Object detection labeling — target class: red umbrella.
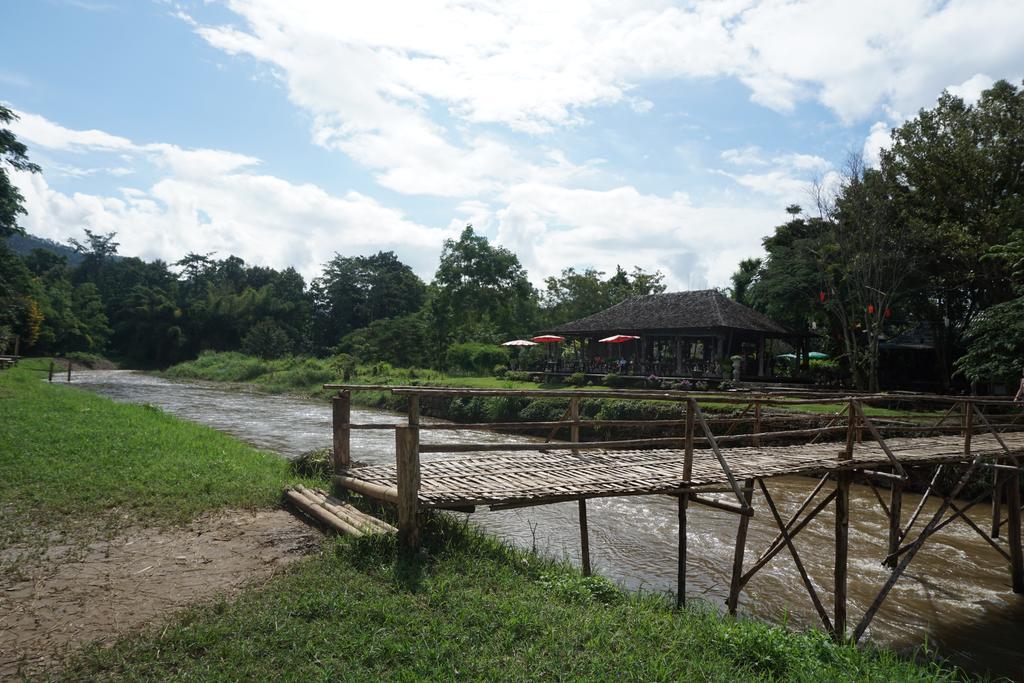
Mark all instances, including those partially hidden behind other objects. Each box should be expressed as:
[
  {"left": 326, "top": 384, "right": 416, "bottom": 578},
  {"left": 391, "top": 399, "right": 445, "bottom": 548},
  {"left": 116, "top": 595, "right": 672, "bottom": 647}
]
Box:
[
  {"left": 531, "top": 335, "right": 565, "bottom": 343},
  {"left": 599, "top": 334, "right": 640, "bottom": 343}
]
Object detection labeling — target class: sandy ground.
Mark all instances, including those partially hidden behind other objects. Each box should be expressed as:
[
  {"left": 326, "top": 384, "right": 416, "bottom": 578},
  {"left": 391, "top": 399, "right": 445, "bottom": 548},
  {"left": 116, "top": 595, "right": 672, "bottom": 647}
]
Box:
[{"left": 0, "top": 509, "right": 321, "bottom": 679}]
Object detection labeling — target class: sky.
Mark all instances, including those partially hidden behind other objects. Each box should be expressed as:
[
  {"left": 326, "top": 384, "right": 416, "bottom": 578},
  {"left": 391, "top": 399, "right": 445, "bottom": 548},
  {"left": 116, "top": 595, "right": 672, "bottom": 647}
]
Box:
[{"left": 3, "top": 0, "right": 1024, "bottom": 290}]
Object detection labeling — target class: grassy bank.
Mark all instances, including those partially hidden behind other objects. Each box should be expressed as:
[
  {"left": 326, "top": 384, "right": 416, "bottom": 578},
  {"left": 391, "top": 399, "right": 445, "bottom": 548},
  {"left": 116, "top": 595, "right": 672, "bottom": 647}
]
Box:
[
  {"left": 0, "top": 359, "right": 306, "bottom": 557},
  {"left": 64, "top": 514, "right": 956, "bottom": 682}
]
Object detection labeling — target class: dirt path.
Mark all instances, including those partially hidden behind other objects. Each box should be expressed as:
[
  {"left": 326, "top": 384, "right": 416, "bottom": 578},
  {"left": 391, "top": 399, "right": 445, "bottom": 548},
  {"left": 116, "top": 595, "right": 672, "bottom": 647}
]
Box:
[{"left": 0, "top": 509, "right": 320, "bottom": 678}]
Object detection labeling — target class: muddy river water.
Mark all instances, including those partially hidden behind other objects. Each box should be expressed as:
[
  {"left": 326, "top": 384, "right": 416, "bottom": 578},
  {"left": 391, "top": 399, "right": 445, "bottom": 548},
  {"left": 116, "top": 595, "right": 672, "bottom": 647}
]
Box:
[{"left": 68, "top": 370, "right": 1023, "bottom": 678}]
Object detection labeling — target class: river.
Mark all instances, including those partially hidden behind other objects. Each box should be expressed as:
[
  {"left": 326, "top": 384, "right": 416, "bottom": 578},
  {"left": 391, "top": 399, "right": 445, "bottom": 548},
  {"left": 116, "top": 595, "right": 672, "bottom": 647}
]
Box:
[{"left": 66, "top": 370, "right": 1023, "bottom": 678}]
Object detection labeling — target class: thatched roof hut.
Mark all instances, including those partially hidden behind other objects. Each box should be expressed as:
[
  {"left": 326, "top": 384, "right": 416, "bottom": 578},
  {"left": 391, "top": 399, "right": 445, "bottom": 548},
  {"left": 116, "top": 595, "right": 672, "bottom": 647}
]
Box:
[
  {"left": 545, "top": 290, "right": 794, "bottom": 379},
  {"left": 548, "top": 290, "right": 789, "bottom": 336}
]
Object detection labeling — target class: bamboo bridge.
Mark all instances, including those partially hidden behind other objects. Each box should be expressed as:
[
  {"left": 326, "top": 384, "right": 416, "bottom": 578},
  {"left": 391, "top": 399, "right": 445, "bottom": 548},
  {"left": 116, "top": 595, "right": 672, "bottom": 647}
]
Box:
[{"left": 324, "top": 384, "right": 1024, "bottom": 643}]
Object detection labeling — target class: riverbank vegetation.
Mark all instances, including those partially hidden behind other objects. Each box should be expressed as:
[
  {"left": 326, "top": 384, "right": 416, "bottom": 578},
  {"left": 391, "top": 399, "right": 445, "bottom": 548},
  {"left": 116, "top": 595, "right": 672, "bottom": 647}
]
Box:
[{"left": 5, "top": 82, "right": 1024, "bottom": 394}]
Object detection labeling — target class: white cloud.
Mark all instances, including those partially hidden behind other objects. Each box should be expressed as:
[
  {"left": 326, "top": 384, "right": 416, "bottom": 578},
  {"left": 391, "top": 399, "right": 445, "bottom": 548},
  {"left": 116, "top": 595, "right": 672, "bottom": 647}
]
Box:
[
  {"left": 12, "top": 113, "right": 451, "bottom": 280},
  {"left": 721, "top": 146, "right": 767, "bottom": 166},
  {"left": 948, "top": 73, "right": 996, "bottom": 105},
  {"left": 862, "top": 121, "right": 892, "bottom": 168}
]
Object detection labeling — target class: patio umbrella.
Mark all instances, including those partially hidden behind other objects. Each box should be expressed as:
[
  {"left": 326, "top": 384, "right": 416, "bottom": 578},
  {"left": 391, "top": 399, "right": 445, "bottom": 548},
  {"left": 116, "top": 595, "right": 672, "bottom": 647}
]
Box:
[
  {"left": 531, "top": 335, "right": 565, "bottom": 343},
  {"left": 598, "top": 334, "right": 640, "bottom": 343},
  {"left": 501, "top": 339, "right": 538, "bottom": 347},
  {"left": 808, "top": 351, "right": 830, "bottom": 360},
  {"left": 776, "top": 353, "right": 798, "bottom": 360}
]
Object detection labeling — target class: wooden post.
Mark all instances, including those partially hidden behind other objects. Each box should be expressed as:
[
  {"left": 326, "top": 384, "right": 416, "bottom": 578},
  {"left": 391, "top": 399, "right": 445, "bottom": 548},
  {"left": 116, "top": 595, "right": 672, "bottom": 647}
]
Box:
[
  {"left": 332, "top": 390, "right": 351, "bottom": 471},
  {"left": 408, "top": 394, "right": 420, "bottom": 428},
  {"left": 991, "top": 472, "right": 1003, "bottom": 539},
  {"left": 570, "top": 396, "right": 580, "bottom": 451},
  {"left": 835, "top": 399, "right": 854, "bottom": 640},
  {"left": 678, "top": 398, "right": 696, "bottom": 609},
  {"left": 1007, "top": 470, "right": 1023, "bottom": 593},
  {"left": 885, "top": 477, "right": 903, "bottom": 568},
  {"left": 48, "top": 360, "right": 54, "bottom": 383},
  {"left": 964, "top": 400, "right": 973, "bottom": 455},
  {"left": 13, "top": 334, "right": 19, "bottom": 357},
  {"left": 727, "top": 478, "right": 755, "bottom": 615},
  {"left": 67, "top": 361, "right": 72, "bottom": 382},
  {"left": 579, "top": 499, "right": 591, "bottom": 576},
  {"left": 753, "top": 400, "right": 762, "bottom": 448},
  {"left": 677, "top": 492, "right": 687, "bottom": 608},
  {"left": 395, "top": 425, "right": 421, "bottom": 554}
]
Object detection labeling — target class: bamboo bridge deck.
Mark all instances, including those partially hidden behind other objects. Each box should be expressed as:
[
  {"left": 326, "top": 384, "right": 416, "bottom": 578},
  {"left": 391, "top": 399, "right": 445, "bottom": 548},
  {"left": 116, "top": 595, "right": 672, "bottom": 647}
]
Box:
[
  {"left": 322, "top": 384, "right": 1024, "bottom": 643},
  {"left": 339, "top": 432, "right": 1024, "bottom": 509}
]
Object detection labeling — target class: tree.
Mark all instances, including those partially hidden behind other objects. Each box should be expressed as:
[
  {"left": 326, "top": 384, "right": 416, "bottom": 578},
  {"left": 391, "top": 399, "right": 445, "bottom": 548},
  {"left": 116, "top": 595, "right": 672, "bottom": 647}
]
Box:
[
  {"left": 541, "top": 265, "right": 666, "bottom": 326},
  {"left": 0, "top": 106, "right": 41, "bottom": 238},
  {"left": 312, "top": 251, "right": 425, "bottom": 350},
  {"left": 430, "top": 225, "right": 538, "bottom": 351},
  {"left": 878, "top": 79, "right": 1024, "bottom": 387},
  {"left": 729, "top": 258, "right": 762, "bottom": 306},
  {"left": 241, "top": 319, "right": 292, "bottom": 359}
]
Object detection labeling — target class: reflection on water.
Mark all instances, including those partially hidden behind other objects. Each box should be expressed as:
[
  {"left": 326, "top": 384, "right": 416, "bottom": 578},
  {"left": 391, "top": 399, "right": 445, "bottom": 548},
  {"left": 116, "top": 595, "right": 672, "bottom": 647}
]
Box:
[{"left": 66, "top": 370, "right": 1024, "bottom": 679}]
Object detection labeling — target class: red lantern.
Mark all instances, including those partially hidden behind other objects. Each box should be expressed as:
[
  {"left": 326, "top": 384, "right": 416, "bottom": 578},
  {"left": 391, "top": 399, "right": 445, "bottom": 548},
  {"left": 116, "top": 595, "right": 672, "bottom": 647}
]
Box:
[
  {"left": 819, "top": 291, "right": 826, "bottom": 303},
  {"left": 884, "top": 307, "right": 892, "bottom": 319},
  {"left": 867, "top": 304, "right": 875, "bottom": 314}
]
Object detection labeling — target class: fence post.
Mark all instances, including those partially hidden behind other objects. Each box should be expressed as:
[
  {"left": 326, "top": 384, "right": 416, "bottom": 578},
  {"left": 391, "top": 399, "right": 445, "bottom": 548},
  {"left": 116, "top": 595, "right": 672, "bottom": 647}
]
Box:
[
  {"left": 569, "top": 396, "right": 591, "bottom": 576},
  {"left": 395, "top": 425, "right": 421, "bottom": 554},
  {"left": 834, "top": 399, "right": 855, "bottom": 640},
  {"left": 991, "top": 472, "right": 1003, "bottom": 539},
  {"left": 678, "top": 397, "right": 696, "bottom": 609},
  {"left": 67, "top": 360, "right": 72, "bottom": 383},
  {"left": 964, "top": 400, "right": 973, "bottom": 456},
  {"left": 885, "top": 477, "right": 903, "bottom": 568},
  {"left": 48, "top": 361, "right": 54, "bottom": 383},
  {"left": 332, "top": 390, "right": 351, "bottom": 472},
  {"left": 753, "top": 399, "right": 762, "bottom": 447},
  {"left": 13, "top": 335, "right": 19, "bottom": 357}
]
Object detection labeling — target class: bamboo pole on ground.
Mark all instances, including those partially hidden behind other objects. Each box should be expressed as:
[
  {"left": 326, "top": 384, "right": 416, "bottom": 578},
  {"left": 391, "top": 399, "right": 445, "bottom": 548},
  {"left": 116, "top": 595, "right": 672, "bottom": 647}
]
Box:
[{"left": 395, "top": 425, "right": 421, "bottom": 553}]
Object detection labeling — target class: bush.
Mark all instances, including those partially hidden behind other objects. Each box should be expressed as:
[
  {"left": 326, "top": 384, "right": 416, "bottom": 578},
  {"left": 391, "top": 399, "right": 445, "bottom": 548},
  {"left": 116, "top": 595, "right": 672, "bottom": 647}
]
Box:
[
  {"left": 241, "top": 320, "right": 292, "bottom": 360},
  {"left": 446, "top": 342, "right": 510, "bottom": 374},
  {"left": 603, "top": 373, "right": 627, "bottom": 388},
  {"left": 328, "top": 353, "right": 357, "bottom": 381},
  {"left": 564, "top": 372, "right": 587, "bottom": 386},
  {"left": 519, "top": 398, "right": 570, "bottom": 422},
  {"left": 493, "top": 364, "right": 508, "bottom": 378},
  {"left": 505, "top": 370, "right": 531, "bottom": 382}
]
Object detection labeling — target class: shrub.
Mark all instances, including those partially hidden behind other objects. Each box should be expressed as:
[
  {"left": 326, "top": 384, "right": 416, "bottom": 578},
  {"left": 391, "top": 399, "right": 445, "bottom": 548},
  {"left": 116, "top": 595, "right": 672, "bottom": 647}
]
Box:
[
  {"left": 446, "top": 342, "right": 510, "bottom": 374},
  {"left": 519, "top": 398, "right": 570, "bottom": 422},
  {"left": 241, "top": 320, "right": 292, "bottom": 360},
  {"left": 328, "top": 353, "right": 357, "bottom": 381},
  {"left": 493, "top": 364, "right": 508, "bottom": 378},
  {"left": 603, "top": 373, "right": 627, "bottom": 388},
  {"left": 505, "top": 370, "right": 531, "bottom": 382},
  {"left": 564, "top": 372, "right": 587, "bottom": 386}
]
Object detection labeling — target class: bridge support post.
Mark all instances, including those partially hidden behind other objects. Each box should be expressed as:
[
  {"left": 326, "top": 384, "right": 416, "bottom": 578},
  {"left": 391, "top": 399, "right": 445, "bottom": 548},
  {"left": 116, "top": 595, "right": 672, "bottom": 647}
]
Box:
[
  {"left": 579, "top": 499, "right": 591, "bottom": 576},
  {"left": 885, "top": 477, "right": 903, "bottom": 568},
  {"left": 1007, "top": 470, "right": 1023, "bottom": 593},
  {"left": 677, "top": 493, "right": 687, "bottom": 608},
  {"left": 991, "top": 471, "right": 1003, "bottom": 539},
  {"left": 332, "top": 390, "right": 351, "bottom": 472},
  {"left": 727, "top": 478, "right": 755, "bottom": 615},
  {"left": 395, "top": 425, "right": 421, "bottom": 554}
]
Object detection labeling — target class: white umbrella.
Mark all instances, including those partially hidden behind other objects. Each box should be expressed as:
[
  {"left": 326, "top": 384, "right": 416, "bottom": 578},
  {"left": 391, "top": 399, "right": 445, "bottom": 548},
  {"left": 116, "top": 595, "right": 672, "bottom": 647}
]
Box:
[{"left": 501, "top": 339, "right": 538, "bottom": 347}]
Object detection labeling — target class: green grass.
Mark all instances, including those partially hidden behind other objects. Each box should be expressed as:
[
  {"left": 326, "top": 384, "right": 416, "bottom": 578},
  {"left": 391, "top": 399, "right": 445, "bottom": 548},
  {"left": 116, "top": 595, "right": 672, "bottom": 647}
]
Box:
[
  {"left": 63, "top": 514, "right": 957, "bottom": 682},
  {"left": 0, "top": 358, "right": 306, "bottom": 555}
]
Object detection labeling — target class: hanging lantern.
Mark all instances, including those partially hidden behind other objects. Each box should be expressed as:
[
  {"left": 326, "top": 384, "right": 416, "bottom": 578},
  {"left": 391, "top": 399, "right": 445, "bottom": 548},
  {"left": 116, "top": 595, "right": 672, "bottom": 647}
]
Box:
[
  {"left": 884, "top": 307, "right": 892, "bottom": 319},
  {"left": 819, "top": 291, "right": 826, "bottom": 303},
  {"left": 867, "top": 304, "right": 875, "bottom": 314}
]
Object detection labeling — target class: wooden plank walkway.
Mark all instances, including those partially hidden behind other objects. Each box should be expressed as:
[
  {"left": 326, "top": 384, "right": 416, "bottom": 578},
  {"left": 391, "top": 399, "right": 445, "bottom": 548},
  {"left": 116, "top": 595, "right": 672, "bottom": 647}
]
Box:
[{"left": 340, "top": 432, "right": 1024, "bottom": 509}]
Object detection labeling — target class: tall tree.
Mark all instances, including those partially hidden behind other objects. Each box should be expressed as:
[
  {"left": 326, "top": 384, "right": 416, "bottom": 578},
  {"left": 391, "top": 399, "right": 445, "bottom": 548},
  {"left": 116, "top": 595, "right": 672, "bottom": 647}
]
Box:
[
  {"left": 0, "top": 106, "right": 41, "bottom": 239},
  {"left": 430, "top": 225, "right": 537, "bottom": 350},
  {"left": 541, "top": 265, "right": 666, "bottom": 325}
]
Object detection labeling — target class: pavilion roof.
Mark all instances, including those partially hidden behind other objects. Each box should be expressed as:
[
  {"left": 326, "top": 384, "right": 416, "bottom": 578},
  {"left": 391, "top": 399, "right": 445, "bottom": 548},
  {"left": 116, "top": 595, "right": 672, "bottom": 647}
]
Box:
[{"left": 547, "top": 289, "right": 791, "bottom": 336}]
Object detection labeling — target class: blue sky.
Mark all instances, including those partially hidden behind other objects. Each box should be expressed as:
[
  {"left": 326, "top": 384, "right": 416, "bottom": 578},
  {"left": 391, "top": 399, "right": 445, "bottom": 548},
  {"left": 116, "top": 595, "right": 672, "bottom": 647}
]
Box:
[{"left": 4, "top": 0, "right": 1024, "bottom": 288}]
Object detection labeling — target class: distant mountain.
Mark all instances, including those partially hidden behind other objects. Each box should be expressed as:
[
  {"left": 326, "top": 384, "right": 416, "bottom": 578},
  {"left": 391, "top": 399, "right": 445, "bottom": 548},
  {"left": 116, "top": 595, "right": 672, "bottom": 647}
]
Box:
[{"left": 5, "top": 233, "right": 86, "bottom": 267}]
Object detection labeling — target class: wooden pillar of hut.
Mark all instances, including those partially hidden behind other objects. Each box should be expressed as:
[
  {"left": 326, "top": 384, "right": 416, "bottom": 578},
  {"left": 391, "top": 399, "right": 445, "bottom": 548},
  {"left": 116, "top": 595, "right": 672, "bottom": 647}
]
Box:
[
  {"left": 674, "top": 337, "right": 683, "bottom": 376},
  {"left": 757, "top": 335, "right": 766, "bottom": 378}
]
